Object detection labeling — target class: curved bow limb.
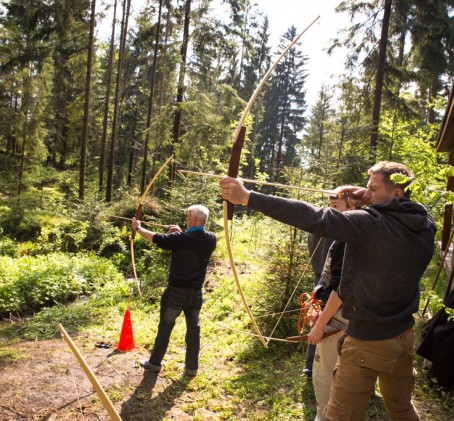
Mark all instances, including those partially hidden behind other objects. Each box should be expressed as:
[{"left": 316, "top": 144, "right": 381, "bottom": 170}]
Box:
[
  {"left": 229, "top": 15, "right": 320, "bottom": 145},
  {"left": 225, "top": 125, "right": 268, "bottom": 346},
  {"left": 223, "top": 201, "right": 268, "bottom": 348},
  {"left": 131, "top": 155, "right": 174, "bottom": 298}
]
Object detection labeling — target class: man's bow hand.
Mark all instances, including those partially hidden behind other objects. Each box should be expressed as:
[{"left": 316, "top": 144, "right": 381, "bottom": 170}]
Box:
[{"left": 220, "top": 177, "right": 251, "bottom": 206}]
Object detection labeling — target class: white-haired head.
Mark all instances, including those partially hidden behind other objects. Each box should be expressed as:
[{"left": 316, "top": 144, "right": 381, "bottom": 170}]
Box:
[{"left": 187, "top": 204, "right": 209, "bottom": 226}]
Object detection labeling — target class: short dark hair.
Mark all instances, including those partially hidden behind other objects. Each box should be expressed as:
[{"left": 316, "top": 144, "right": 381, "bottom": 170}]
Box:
[{"left": 368, "top": 161, "right": 414, "bottom": 198}]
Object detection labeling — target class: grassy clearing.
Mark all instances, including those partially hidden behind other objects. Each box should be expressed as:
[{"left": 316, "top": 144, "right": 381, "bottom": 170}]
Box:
[{"left": 1, "top": 214, "right": 453, "bottom": 419}]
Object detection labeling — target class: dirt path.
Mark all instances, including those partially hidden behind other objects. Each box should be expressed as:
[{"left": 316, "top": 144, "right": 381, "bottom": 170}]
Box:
[{"left": 0, "top": 336, "right": 204, "bottom": 420}]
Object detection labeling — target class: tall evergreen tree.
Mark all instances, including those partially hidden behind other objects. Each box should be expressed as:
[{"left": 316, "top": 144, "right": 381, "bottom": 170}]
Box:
[
  {"left": 50, "top": 0, "right": 92, "bottom": 170},
  {"left": 409, "top": 0, "right": 454, "bottom": 123},
  {"left": 256, "top": 26, "right": 307, "bottom": 182},
  {"left": 79, "top": 0, "right": 97, "bottom": 201},
  {"left": 99, "top": 0, "right": 118, "bottom": 195},
  {"left": 0, "top": 0, "right": 54, "bottom": 194},
  {"left": 302, "top": 86, "right": 333, "bottom": 169},
  {"left": 240, "top": 14, "right": 271, "bottom": 181},
  {"left": 106, "top": 0, "right": 131, "bottom": 202}
]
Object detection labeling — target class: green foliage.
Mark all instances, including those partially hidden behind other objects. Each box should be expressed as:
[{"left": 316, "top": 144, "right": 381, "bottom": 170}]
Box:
[
  {"left": 0, "top": 252, "right": 127, "bottom": 317},
  {"left": 0, "top": 228, "right": 17, "bottom": 257},
  {"left": 421, "top": 289, "right": 454, "bottom": 322},
  {"left": 0, "top": 209, "right": 452, "bottom": 418},
  {"left": 0, "top": 1, "right": 454, "bottom": 415}
]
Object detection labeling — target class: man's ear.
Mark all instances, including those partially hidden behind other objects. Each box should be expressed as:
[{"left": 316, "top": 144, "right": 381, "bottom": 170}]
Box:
[{"left": 394, "top": 188, "right": 404, "bottom": 197}]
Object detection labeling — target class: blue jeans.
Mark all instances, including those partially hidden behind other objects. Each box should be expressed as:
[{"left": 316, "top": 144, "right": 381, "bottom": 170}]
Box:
[{"left": 149, "top": 286, "right": 203, "bottom": 371}]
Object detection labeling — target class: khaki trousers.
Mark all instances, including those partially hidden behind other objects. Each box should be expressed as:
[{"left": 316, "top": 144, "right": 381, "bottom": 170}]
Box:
[
  {"left": 313, "top": 331, "right": 344, "bottom": 421},
  {"left": 325, "top": 332, "right": 420, "bottom": 421}
]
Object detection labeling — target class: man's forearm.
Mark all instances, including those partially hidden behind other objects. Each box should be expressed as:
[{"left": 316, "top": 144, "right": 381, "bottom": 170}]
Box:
[{"left": 315, "top": 291, "right": 343, "bottom": 329}]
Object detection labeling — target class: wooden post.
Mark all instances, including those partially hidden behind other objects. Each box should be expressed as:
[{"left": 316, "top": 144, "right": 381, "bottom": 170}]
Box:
[
  {"left": 57, "top": 324, "right": 122, "bottom": 421},
  {"left": 442, "top": 152, "right": 454, "bottom": 250},
  {"left": 442, "top": 204, "right": 453, "bottom": 250}
]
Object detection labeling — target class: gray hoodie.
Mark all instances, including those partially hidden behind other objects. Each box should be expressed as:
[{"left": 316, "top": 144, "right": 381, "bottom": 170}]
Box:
[{"left": 247, "top": 191, "right": 436, "bottom": 340}]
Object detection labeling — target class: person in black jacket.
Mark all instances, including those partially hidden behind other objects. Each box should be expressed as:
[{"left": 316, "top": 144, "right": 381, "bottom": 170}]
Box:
[
  {"left": 304, "top": 197, "right": 338, "bottom": 378},
  {"left": 220, "top": 161, "right": 436, "bottom": 420},
  {"left": 308, "top": 192, "right": 351, "bottom": 421},
  {"left": 132, "top": 205, "right": 216, "bottom": 377}
]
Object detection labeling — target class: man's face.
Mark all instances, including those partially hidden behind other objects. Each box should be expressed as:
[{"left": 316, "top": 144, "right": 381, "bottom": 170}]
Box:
[
  {"left": 329, "top": 197, "right": 349, "bottom": 212},
  {"left": 363, "top": 173, "right": 399, "bottom": 206}
]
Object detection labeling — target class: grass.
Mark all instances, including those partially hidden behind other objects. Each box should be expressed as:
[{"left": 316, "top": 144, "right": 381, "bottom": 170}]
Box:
[{"left": 0, "top": 214, "right": 453, "bottom": 419}]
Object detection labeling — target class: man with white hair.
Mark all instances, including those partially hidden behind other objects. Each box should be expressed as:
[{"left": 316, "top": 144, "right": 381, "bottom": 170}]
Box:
[{"left": 132, "top": 204, "right": 216, "bottom": 377}]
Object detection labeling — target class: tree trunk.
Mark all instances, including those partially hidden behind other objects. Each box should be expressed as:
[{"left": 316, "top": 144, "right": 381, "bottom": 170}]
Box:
[
  {"left": 18, "top": 65, "right": 32, "bottom": 199},
  {"left": 388, "top": 11, "right": 407, "bottom": 161},
  {"left": 140, "top": 0, "right": 163, "bottom": 193},
  {"left": 317, "top": 89, "right": 326, "bottom": 160},
  {"left": 274, "top": 58, "right": 290, "bottom": 184},
  {"left": 151, "top": 1, "right": 171, "bottom": 180},
  {"left": 106, "top": 0, "right": 131, "bottom": 202},
  {"left": 99, "top": 0, "right": 117, "bottom": 195},
  {"left": 79, "top": 0, "right": 96, "bottom": 201},
  {"left": 369, "top": 0, "right": 392, "bottom": 159},
  {"left": 428, "top": 79, "right": 438, "bottom": 124},
  {"left": 337, "top": 123, "right": 345, "bottom": 169},
  {"left": 236, "top": 4, "right": 249, "bottom": 92},
  {"left": 18, "top": 122, "right": 27, "bottom": 198},
  {"left": 170, "top": 0, "right": 191, "bottom": 181}
]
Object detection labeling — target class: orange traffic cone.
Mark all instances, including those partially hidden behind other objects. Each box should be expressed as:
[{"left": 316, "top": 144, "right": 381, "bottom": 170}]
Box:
[{"left": 116, "top": 309, "right": 137, "bottom": 352}]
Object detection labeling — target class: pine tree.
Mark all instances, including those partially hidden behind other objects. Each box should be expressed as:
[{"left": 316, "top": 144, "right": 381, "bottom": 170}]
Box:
[{"left": 256, "top": 26, "right": 307, "bottom": 182}]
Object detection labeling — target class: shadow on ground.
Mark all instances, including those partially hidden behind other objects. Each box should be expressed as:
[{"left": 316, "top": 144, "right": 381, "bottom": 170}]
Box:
[{"left": 120, "top": 370, "right": 193, "bottom": 420}]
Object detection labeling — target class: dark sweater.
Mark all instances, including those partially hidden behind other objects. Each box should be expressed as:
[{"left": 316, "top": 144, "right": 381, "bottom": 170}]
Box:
[
  {"left": 153, "top": 229, "right": 216, "bottom": 289},
  {"left": 314, "top": 241, "right": 345, "bottom": 304},
  {"left": 248, "top": 191, "right": 436, "bottom": 340},
  {"left": 307, "top": 234, "right": 334, "bottom": 284}
]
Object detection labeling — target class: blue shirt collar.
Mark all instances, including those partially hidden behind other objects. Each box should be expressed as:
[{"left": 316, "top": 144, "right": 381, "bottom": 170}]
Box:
[{"left": 186, "top": 226, "right": 205, "bottom": 233}]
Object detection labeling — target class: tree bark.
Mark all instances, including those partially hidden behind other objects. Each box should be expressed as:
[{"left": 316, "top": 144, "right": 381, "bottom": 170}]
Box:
[
  {"left": 106, "top": 0, "right": 131, "bottom": 202},
  {"left": 140, "top": 0, "right": 163, "bottom": 193},
  {"left": 99, "top": 0, "right": 117, "bottom": 195},
  {"left": 79, "top": 0, "right": 96, "bottom": 201},
  {"left": 370, "top": 0, "right": 392, "bottom": 159},
  {"left": 170, "top": 0, "right": 191, "bottom": 181}
]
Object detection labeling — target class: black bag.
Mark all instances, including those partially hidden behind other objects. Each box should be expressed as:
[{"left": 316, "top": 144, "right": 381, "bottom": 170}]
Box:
[{"left": 417, "top": 289, "right": 454, "bottom": 389}]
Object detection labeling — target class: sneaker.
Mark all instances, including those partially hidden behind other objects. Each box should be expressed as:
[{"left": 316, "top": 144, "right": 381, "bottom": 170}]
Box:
[
  {"left": 140, "top": 359, "right": 161, "bottom": 372},
  {"left": 302, "top": 368, "right": 312, "bottom": 379},
  {"left": 184, "top": 367, "right": 197, "bottom": 377}
]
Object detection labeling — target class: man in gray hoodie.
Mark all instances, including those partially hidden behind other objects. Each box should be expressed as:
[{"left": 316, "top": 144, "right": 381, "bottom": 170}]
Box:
[{"left": 220, "top": 161, "right": 436, "bottom": 421}]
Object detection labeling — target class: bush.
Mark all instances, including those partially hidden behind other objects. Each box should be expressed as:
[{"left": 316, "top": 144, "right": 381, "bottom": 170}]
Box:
[
  {"left": 0, "top": 228, "right": 17, "bottom": 256},
  {"left": 0, "top": 252, "right": 126, "bottom": 317}
]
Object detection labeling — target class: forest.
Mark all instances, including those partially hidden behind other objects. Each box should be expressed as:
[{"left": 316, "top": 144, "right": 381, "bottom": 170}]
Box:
[{"left": 1, "top": 0, "right": 454, "bottom": 419}]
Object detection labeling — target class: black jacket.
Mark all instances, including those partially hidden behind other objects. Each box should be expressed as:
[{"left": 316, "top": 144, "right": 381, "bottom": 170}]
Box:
[
  {"left": 248, "top": 192, "right": 436, "bottom": 340},
  {"left": 153, "top": 229, "right": 216, "bottom": 289},
  {"left": 417, "top": 289, "right": 454, "bottom": 389}
]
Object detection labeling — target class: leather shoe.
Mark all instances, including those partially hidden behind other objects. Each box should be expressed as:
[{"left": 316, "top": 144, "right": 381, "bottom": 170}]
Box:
[
  {"left": 140, "top": 360, "right": 161, "bottom": 372},
  {"left": 184, "top": 367, "right": 197, "bottom": 377}
]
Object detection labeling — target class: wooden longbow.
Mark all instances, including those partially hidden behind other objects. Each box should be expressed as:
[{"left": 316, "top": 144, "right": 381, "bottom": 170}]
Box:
[
  {"left": 223, "top": 16, "right": 320, "bottom": 348},
  {"left": 130, "top": 155, "right": 173, "bottom": 297}
]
